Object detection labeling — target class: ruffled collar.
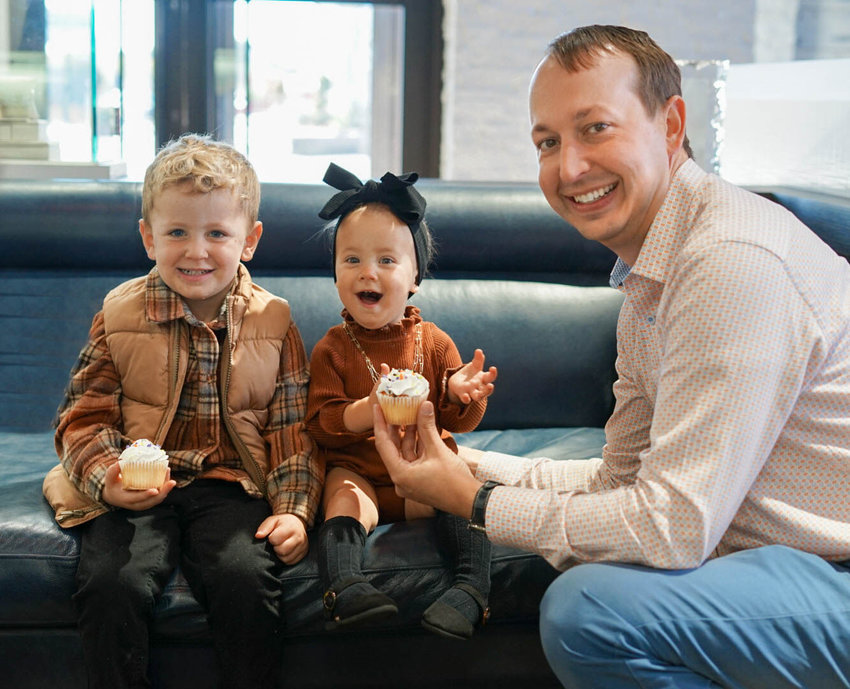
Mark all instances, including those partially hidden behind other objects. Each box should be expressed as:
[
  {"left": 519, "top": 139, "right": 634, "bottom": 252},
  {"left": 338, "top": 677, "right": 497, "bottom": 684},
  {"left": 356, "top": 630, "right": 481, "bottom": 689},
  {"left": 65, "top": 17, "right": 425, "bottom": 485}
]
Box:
[{"left": 341, "top": 304, "right": 422, "bottom": 340}]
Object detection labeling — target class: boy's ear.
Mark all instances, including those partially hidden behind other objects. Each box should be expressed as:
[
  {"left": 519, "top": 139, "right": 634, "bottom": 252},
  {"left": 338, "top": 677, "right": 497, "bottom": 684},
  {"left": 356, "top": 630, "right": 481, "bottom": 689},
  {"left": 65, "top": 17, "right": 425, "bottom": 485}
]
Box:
[
  {"left": 139, "top": 219, "right": 156, "bottom": 261},
  {"left": 241, "top": 221, "right": 263, "bottom": 262}
]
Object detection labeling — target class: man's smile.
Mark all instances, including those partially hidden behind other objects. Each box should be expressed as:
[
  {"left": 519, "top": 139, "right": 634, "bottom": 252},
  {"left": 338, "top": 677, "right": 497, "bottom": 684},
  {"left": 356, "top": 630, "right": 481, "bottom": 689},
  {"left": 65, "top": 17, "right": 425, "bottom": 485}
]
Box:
[{"left": 570, "top": 183, "right": 617, "bottom": 205}]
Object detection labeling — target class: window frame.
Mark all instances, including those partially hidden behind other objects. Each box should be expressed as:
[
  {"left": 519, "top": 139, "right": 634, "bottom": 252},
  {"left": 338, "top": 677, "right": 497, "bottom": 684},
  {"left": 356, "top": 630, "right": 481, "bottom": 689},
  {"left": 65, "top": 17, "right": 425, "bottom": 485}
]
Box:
[{"left": 153, "top": 0, "right": 443, "bottom": 176}]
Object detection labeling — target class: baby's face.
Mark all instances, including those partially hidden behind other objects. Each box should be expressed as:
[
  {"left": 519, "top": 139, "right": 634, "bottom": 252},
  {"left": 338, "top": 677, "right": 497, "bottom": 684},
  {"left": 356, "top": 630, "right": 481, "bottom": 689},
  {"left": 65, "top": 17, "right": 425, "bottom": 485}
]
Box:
[
  {"left": 334, "top": 204, "right": 418, "bottom": 330},
  {"left": 139, "top": 182, "right": 262, "bottom": 322}
]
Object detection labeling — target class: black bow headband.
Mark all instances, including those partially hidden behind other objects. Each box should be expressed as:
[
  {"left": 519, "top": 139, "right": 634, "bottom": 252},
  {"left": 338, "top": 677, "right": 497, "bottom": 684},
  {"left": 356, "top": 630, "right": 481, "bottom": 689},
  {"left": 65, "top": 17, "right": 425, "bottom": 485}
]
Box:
[{"left": 318, "top": 162, "right": 428, "bottom": 284}]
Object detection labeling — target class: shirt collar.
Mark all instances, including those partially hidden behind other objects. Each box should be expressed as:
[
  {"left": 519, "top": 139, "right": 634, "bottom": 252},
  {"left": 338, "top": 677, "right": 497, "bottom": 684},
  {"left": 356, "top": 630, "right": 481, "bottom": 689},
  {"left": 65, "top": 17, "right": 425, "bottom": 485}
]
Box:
[
  {"left": 609, "top": 259, "right": 632, "bottom": 289},
  {"left": 608, "top": 158, "right": 707, "bottom": 288},
  {"left": 145, "top": 264, "right": 248, "bottom": 327}
]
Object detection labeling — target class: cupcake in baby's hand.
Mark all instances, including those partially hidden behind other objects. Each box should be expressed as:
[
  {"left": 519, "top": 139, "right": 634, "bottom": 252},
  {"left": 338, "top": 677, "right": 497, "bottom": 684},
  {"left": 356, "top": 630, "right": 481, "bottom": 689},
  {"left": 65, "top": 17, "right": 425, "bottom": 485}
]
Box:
[
  {"left": 377, "top": 368, "right": 430, "bottom": 426},
  {"left": 118, "top": 439, "right": 169, "bottom": 490}
]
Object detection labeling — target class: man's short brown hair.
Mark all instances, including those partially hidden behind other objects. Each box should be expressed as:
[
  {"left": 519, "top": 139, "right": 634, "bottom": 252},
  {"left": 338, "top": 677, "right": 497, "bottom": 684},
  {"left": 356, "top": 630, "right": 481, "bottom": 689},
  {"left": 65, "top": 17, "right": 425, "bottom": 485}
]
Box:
[{"left": 546, "top": 25, "right": 693, "bottom": 158}]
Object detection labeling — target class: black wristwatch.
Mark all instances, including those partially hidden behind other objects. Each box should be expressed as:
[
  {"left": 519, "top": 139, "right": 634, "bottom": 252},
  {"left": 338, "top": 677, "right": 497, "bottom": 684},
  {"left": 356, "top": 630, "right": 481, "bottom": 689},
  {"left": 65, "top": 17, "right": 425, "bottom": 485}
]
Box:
[{"left": 468, "top": 480, "right": 502, "bottom": 533}]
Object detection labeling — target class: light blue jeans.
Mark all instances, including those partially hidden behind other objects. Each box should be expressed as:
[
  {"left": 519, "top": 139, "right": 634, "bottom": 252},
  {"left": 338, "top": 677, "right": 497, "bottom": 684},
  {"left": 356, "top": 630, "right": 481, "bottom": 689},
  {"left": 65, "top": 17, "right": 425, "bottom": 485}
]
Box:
[{"left": 540, "top": 545, "right": 850, "bottom": 688}]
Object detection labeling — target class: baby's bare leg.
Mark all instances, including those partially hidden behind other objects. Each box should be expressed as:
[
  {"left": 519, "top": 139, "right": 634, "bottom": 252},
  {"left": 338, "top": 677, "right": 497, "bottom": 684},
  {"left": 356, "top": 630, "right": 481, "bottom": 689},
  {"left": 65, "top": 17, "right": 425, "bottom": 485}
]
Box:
[{"left": 323, "top": 467, "right": 379, "bottom": 532}]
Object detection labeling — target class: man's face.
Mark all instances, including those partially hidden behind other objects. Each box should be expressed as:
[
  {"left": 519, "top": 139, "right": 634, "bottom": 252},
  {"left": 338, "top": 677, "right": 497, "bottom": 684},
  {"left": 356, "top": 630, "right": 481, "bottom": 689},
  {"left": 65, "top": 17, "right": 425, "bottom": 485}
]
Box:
[{"left": 529, "top": 51, "right": 682, "bottom": 265}]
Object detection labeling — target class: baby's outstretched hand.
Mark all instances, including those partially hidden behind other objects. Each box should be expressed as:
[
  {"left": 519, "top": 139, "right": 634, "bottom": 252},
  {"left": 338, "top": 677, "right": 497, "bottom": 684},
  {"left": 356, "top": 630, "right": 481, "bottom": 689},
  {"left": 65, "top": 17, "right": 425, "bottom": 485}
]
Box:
[{"left": 447, "top": 349, "right": 497, "bottom": 405}]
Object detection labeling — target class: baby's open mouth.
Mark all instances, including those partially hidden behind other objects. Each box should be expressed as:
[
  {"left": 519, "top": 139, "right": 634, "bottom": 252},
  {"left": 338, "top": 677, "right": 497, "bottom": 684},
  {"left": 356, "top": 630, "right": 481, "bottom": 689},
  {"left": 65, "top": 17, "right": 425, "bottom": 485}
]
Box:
[{"left": 358, "top": 291, "right": 382, "bottom": 304}]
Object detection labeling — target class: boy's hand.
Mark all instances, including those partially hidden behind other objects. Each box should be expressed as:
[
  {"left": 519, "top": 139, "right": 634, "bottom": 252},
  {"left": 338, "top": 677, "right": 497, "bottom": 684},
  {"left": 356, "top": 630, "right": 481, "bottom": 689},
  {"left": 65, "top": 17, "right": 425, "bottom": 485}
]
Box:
[
  {"left": 447, "top": 349, "right": 498, "bottom": 405},
  {"left": 255, "top": 513, "right": 308, "bottom": 565},
  {"left": 101, "top": 461, "right": 176, "bottom": 510}
]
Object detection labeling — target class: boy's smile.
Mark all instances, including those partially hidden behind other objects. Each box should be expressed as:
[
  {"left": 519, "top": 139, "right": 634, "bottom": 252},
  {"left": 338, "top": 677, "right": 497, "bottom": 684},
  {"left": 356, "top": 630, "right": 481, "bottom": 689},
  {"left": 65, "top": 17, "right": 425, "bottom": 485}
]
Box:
[
  {"left": 334, "top": 204, "right": 418, "bottom": 331},
  {"left": 139, "top": 182, "right": 262, "bottom": 322}
]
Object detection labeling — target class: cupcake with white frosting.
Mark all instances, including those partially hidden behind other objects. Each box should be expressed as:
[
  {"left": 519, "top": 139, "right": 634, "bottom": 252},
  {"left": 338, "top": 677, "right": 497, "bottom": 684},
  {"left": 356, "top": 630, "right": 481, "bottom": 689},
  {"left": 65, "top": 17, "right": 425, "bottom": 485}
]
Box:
[
  {"left": 376, "top": 368, "right": 430, "bottom": 426},
  {"left": 118, "top": 439, "right": 169, "bottom": 490}
]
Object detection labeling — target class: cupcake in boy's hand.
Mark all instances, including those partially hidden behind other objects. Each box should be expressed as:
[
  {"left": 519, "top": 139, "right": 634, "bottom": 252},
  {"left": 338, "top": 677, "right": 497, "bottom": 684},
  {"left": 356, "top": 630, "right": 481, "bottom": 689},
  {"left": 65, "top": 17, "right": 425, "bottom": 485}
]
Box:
[
  {"left": 377, "top": 368, "right": 430, "bottom": 426},
  {"left": 118, "top": 439, "right": 169, "bottom": 490}
]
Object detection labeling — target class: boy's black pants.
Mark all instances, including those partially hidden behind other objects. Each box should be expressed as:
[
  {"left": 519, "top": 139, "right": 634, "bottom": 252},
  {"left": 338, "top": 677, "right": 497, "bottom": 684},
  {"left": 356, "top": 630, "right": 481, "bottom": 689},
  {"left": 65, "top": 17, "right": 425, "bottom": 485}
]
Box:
[{"left": 74, "top": 479, "right": 284, "bottom": 689}]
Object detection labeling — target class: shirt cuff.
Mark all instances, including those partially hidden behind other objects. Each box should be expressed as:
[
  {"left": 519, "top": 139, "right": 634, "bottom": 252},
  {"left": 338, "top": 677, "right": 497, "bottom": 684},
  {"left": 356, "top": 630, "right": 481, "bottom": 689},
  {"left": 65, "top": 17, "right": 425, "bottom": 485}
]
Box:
[
  {"left": 485, "top": 485, "right": 574, "bottom": 570},
  {"left": 271, "top": 491, "right": 316, "bottom": 527},
  {"left": 475, "top": 451, "right": 536, "bottom": 484},
  {"left": 475, "top": 450, "right": 601, "bottom": 493}
]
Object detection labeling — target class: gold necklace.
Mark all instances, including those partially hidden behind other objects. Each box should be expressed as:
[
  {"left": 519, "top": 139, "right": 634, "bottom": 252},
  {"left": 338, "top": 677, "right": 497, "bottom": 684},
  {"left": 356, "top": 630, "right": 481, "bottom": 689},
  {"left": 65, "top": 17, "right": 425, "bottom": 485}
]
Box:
[{"left": 342, "top": 320, "right": 423, "bottom": 383}]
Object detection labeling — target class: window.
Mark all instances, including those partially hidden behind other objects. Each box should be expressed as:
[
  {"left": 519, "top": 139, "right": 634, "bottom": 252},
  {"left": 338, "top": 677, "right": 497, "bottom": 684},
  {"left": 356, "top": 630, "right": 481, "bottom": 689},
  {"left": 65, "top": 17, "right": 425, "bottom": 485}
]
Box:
[
  {"left": 230, "top": 0, "right": 405, "bottom": 182},
  {"left": 0, "top": 0, "right": 442, "bottom": 180}
]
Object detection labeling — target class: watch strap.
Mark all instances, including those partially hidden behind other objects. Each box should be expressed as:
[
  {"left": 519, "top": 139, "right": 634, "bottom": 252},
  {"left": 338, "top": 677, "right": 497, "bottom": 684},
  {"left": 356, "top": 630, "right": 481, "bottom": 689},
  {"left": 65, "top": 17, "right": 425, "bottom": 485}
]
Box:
[{"left": 468, "top": 480, "right": 502, "bottom": 533}]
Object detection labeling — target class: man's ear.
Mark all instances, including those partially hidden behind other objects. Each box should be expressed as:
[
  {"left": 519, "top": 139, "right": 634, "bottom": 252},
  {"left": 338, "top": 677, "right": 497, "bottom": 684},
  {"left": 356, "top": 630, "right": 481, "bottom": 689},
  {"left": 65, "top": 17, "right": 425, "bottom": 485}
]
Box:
[
  {"left": 242, "top": 221, "right": 263, "bottom": 262},
  {"left": 139, "top": 219, "right": 156, "bottom": 260},
  {"left": 664, "top": 95, "right": 687, "bottom": 157}
]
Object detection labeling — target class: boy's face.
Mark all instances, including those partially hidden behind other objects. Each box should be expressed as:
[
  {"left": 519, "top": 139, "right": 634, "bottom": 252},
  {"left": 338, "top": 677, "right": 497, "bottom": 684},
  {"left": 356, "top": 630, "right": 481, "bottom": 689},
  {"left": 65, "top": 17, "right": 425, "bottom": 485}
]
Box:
[
  {"left": 139, "top": 182, "right": 262, "bottom": 322},
  {"left": 334, "top": 204, "right": 418, "bottom": 330}
]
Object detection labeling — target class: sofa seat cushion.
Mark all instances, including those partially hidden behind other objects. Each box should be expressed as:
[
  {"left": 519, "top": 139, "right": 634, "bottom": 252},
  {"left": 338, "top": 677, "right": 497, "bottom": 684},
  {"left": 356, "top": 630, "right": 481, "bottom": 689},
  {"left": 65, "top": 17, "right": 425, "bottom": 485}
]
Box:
[
  {"left": 0, "top": 426, "right": 605, "bottom": 638},
  {"left": 458, "top": 426, "right": 606, "bottom": 459},
  {"left": 0, "top": 432, "right": 79, "bottom": 627}
]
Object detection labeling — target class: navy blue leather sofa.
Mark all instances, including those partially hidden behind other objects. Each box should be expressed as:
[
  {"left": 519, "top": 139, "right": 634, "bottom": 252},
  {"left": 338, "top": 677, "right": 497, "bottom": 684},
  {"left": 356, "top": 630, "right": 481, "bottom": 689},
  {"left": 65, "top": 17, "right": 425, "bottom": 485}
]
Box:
[{"left": 0, "top": 178, "right": 847, "bottom": 688}]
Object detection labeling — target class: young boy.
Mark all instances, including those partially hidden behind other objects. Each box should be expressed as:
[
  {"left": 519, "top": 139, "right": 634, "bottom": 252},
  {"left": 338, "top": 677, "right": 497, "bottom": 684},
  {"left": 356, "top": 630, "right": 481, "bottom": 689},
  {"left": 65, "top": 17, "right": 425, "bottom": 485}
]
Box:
[{"left": 44, "top": 134, "right": 321, "bottom": 689}]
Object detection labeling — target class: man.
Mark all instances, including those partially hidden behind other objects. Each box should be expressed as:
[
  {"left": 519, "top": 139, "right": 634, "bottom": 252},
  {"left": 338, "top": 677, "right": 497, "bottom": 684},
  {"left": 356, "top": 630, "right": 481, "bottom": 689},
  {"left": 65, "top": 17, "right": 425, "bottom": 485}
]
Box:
[{"left": 374, "top": 25, "right": 850, "bottom": 688}]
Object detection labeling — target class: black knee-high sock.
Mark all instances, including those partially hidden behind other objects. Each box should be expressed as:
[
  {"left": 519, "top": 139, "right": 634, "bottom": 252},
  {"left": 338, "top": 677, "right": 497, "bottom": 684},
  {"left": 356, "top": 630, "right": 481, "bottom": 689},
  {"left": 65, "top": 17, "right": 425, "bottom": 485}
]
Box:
[
  {"left": 317, "top": 515, "right": 368, "bottom": 591},
  {"left": 316, "top": 515, "right": 397, "bottom": 627},
  {"left": 435, "top": 510, "right": 492, "bottom": 620}
]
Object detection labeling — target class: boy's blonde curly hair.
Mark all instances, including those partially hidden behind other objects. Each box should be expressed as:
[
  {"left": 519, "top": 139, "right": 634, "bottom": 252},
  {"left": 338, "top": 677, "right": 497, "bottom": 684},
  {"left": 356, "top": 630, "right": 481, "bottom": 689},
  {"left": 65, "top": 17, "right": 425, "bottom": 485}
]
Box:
[{"left": 141, "top": 133, "right": 261, "bottom": 224}]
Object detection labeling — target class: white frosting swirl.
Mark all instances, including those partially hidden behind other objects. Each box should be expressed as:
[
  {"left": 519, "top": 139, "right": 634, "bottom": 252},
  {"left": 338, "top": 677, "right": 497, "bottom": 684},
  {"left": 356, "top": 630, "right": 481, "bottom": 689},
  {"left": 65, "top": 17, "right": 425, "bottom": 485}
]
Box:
[
  {"left": 377, "top": 368, "right": 429, "bottom": 398},
  {"left": 119, "top": 439, "right": 169, "bottom": 463}
]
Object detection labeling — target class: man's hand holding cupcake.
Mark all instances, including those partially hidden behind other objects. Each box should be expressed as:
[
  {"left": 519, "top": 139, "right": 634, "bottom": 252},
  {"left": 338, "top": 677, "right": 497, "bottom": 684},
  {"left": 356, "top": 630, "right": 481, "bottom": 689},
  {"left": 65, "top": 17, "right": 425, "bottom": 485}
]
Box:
[{"left": 373, "top": 400, "right": 481, "bottom": 517}]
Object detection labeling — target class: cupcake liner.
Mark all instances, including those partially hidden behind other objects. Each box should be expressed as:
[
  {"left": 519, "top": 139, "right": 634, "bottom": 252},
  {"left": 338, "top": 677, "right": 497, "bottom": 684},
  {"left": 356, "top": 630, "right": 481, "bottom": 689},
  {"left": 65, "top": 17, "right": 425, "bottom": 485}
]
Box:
[
  {"left": 119, "top": 458, "right": 169, "bottom": 490},
  {"left": 378, "top": 392, "right": 428, "bottom": 426}
]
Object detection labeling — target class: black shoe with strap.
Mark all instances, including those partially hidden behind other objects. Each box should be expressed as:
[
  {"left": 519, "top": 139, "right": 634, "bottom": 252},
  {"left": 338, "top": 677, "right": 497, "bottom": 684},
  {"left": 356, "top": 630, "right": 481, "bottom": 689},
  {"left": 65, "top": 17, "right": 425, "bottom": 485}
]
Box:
[
  {"left": 421, "top": 582, "right": 490, "bottom": 640},
  {"left": 318, "top": 516, "right": 399, "bottom": 631}
]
